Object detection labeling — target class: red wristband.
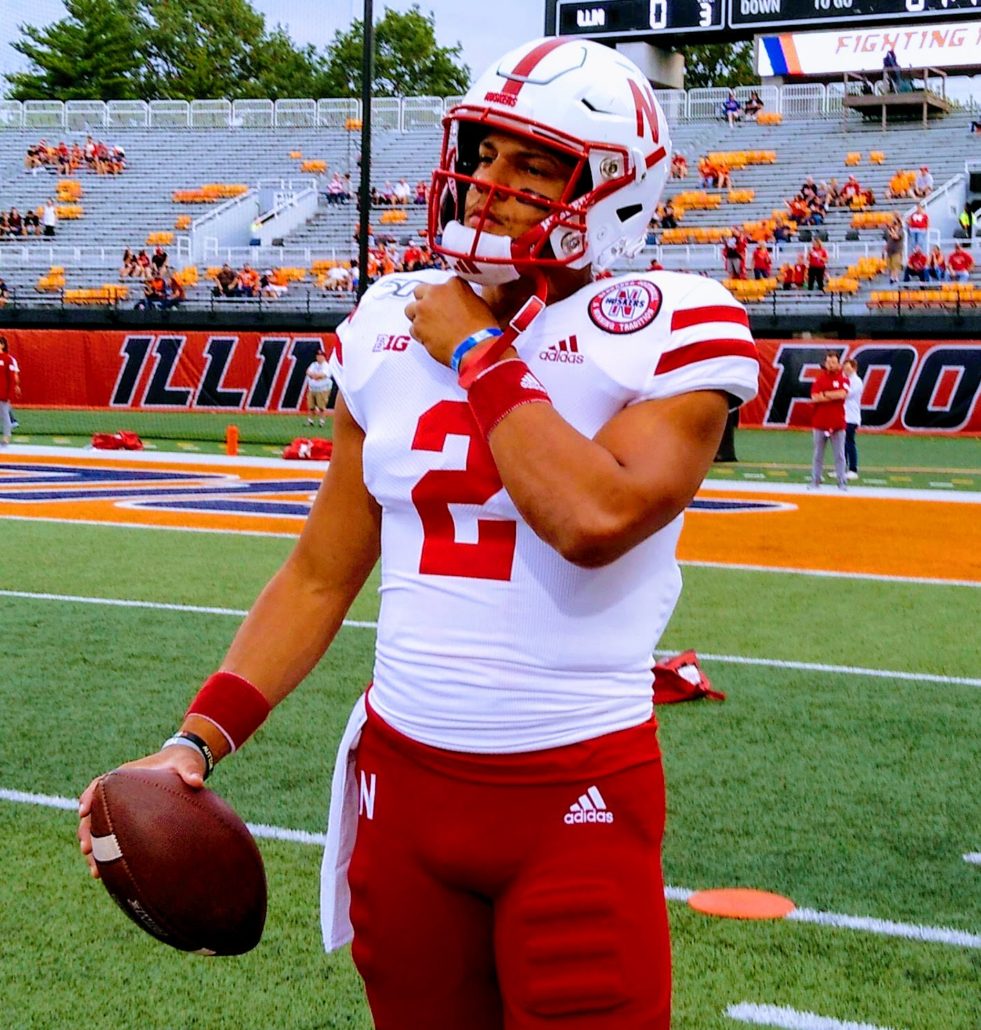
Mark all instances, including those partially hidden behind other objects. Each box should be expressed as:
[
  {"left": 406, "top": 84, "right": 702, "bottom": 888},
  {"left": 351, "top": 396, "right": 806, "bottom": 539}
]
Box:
[
  {"left": 186, "top": 671, "right": 271, "bottom": 751},
  {"left": 467, "top": 359, "right": 551, "bottom": 437}
]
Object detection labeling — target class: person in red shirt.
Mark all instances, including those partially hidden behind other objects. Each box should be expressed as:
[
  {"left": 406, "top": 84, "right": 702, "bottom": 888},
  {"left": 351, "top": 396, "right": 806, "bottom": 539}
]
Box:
[
  {"left": 947, "top": 242, "right": 974, "bottom": 282},
  {"left": 0, "top": 335, "right": 20, "bottom": 446},
  {"left": 903, "top": 246, "right": 928, "bottom": 282},
  {"left": 751, "top": 241, "right": 772, "bottom": 280},
  {"left": 809, "top": 351, "right": 849, "bottom": 490},
  {"left": 906, "top": 203, "right": 929, "bottom": 250},
  {"left": 806, "top": 239, "right": 829, "bottom": 291}
]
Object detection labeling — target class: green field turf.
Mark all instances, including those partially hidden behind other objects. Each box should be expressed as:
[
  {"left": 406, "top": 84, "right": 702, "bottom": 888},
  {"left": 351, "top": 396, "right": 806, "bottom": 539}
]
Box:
[{"left": 1, "top": 499, "right": 978, "bottom": 1029}]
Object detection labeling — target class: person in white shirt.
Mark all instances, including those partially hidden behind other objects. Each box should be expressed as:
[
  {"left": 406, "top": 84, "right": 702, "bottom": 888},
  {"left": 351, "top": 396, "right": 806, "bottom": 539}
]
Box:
[
  {"left": 843, "top": 357, "right": 863, "bottom": 480},
  {"left": 78, "top": 38, "right": 758, "bottom": 1029},
  {"left": 42, "top": 199, "right": 57, "bottom": 237},
  {"left": 304, "top": 349, "right": 333, "bottom": 426}
]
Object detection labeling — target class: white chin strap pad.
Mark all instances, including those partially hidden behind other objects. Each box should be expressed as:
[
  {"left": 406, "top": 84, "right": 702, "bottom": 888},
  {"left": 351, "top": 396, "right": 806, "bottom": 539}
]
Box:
[{"left": 439, "top": 221, "right": 523, "bottom": 285}]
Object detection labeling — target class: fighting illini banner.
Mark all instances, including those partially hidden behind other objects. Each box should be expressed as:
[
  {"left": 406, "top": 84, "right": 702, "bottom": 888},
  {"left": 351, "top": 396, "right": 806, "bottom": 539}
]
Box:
[{"left": 2, "top": 330, "right": 979, "bottom": 434}]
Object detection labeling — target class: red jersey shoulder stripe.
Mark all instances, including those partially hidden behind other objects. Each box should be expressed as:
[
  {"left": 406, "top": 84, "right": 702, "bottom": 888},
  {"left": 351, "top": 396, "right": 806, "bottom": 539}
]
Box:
[
  {"left": 670, "top": 305, "right": 749, "bottom": 332},
  {"left": 655, "top": 339, "right": 758, "bottom": 376}
]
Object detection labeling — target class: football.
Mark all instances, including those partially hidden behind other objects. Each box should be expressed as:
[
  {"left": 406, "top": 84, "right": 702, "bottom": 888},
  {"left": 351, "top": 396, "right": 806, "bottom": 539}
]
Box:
[{"left": 89, "top": 767, "right": 266, "bottom": 955}]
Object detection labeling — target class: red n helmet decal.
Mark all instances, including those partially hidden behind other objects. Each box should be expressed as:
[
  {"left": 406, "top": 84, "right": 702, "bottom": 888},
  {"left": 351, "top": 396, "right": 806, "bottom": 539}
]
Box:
[{"left": 628, "top": 79, "right": 660, "bottom": 144}]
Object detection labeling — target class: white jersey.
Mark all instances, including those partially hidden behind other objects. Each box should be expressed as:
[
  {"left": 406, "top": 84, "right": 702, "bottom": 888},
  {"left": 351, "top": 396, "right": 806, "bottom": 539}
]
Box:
[
  {"left": 844, "top": 372, "right": 863, "bottom": 426},
  {"left": 305, "top": 358, "right": 333, "bottom": 395},
  {"left": 332, "top": 270, "right": 758, "bottom": 753}
]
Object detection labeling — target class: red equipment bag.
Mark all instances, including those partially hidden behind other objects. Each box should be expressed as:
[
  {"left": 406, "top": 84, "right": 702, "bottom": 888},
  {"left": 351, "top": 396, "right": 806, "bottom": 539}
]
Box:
[
  {"left": 282, "top": 437, "right": 333, "bottom": 460},
  {"left": 91, "top": 431, "right": 143, "bottom": 450}
]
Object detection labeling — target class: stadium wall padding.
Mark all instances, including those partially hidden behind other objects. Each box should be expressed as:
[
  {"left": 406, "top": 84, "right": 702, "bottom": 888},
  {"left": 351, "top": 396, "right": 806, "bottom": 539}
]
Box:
[{"left": 3, "top": 330, "right": 979, "bottom": 434}]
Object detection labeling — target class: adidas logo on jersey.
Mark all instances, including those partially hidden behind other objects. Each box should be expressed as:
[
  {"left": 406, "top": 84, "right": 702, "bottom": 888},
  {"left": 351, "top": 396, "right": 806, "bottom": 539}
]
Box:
[
  {"left": 540, "top": 335, "right": 584, "bottom": 364},
  {"left": 564, "top": 785, "right": 614, "bottom": 825}
]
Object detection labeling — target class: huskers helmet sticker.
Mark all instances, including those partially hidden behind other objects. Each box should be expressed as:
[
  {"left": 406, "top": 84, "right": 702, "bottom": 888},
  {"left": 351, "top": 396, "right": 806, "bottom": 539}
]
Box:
[{"left": 588, "top": 280, "right": 662, "bottom": 334}]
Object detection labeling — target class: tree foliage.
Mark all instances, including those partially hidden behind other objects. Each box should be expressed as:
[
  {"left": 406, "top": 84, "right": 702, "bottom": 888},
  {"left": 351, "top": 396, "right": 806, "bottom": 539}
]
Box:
[
  {"left": 4, "top": 0, "right": 470, "bottom": 101},
  {"left": 7, "top": 0, "right": 145, "bottom": 101},
  {"left": 320, "top": 5, "right": 470, "bottom": 98},
  {"left": 681, "top": 42, "right": 755, "bottom": 90}
]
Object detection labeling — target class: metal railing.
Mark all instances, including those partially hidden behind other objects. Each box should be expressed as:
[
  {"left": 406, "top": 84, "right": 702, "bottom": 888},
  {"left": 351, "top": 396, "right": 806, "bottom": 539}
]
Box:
[{"left": 0, "top": 84, "right": 971, "bottom": 133}]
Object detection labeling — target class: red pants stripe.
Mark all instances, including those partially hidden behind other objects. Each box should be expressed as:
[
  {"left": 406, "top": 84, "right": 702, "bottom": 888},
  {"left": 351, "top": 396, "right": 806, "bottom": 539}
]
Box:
[{"left": 348, "top": 703, "right": 671, "bottom": 1029}]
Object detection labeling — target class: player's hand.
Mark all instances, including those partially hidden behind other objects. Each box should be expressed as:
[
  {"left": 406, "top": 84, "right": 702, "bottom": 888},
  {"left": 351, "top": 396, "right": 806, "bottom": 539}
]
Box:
[
  {"left": 404, "top": 277, "right": 498, "bottom": 367},
  {"left": 77, "top": 748, "right": 206, "bottom": 879}
]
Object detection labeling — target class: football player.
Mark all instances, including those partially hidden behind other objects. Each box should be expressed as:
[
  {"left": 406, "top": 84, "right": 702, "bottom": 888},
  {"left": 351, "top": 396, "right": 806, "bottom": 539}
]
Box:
[{"left": 80, "top": 38, "right": 758, "bottom": 1028}]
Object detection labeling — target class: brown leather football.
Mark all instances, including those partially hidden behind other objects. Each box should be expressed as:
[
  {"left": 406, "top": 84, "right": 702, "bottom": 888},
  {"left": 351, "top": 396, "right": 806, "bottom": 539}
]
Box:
[{"left": 89, "top": 767, "right": 266, "bottom": 955}]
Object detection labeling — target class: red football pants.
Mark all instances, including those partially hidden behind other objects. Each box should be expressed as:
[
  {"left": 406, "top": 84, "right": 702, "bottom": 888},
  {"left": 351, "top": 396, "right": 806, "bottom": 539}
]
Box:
[{"left": 348, "top": 704, "right": 671, "bottom": 1029}]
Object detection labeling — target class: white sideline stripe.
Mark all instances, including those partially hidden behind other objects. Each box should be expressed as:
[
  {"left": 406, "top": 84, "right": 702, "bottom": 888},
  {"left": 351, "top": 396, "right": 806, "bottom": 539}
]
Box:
[
  {"left": 651, "top": 648, "right": 981, "bottom": 688},
  {"left": 964, "top": 852, "right": 981, "bottom": 865},
  {"left": 3, "top": 590, "right": 977, "bottom": 687},
  {"left": 0, "top": 789, "right": 329, "bottom": 846},
  {"left": 726, "top": 1002, "right": 896, "bottom": 1029},
  {"left": 2, "top": 788, "right": 978, "bottom": 949},
  {"left": 680, "top": 560, "right": 980, "bottom": 589}
]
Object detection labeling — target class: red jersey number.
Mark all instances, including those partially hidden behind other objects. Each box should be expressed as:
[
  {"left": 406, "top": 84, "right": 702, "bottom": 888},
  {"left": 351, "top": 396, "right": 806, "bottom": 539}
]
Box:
[{"left": 411, "top": 400, "right": 516, "bottom": 580}]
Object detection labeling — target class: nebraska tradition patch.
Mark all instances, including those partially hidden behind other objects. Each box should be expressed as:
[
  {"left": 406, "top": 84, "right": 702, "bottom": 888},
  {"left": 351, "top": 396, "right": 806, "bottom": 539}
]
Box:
[{"left": 588, "top": 280, "right": 662, "bottom": 334}]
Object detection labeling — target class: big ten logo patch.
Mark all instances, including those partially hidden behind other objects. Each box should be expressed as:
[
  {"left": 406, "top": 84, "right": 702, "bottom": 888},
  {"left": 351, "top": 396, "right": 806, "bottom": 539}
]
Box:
[{"left": 373, "top": 334, "right": 411, "bottom": 353}]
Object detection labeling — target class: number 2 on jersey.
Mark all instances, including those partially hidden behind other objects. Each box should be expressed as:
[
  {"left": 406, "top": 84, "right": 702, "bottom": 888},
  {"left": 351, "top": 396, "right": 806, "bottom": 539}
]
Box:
[{"left": 410, "top": 400, "right": 516, "bottom": 581}]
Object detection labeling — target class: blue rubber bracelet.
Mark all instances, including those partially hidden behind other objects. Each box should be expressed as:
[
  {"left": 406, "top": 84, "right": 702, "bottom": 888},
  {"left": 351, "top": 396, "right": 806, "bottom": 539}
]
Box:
[{"left": 450, "top": 327, "right": 503, "bottom": 374}]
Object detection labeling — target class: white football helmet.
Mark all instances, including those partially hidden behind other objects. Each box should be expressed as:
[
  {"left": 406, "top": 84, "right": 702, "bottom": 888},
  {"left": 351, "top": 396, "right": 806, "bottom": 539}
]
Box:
[{"left": 430, "top": 37, "right": 671, "bottom": 285}]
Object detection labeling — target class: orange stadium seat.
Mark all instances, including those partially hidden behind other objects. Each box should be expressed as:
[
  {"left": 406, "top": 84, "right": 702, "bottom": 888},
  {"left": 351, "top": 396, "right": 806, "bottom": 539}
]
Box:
[
  {"left": 174, "top": 215, "right": 192, "bottom": 230},
  {"left": 869, "top": 151, "right": 886, "bottom": 164},
  {"left": 845, "top": 152, "right": 861, "bottom": 166}
]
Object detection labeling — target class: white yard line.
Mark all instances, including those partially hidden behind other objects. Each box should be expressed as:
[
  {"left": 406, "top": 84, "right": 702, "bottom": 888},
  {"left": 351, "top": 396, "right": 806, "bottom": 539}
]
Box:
[
  {"left": 4, "top": 788, "right": 977, "bottom": 951},
  {"left": 680, "top": 560, "right": 980, "bottom": 589},
  {"left": 2, "top": 590, "right": 978, "bottom": 686},
  {"left": 726, "top": 1002, "right": 898, "bottom": 1029}
]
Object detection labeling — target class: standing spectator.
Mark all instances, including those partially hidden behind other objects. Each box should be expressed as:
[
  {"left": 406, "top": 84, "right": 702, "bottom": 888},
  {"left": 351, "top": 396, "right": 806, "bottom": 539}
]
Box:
[
  {"left": 906, "top": 202, "right": 928, "bottom": 251},
  {"left": 806, "top": 238, "right": 829, "bottom": 291},
  {"left": 842, "top": 358, "right": 863, "bottom": 481},
  {"left": 913, "top": 166, "right": 933, "bottom": 197},
  {"left": 722, "top": 227, "right": 745, "bottom": 279},
  {"left": 304, "top": 348, "right": 333, "bottom": 426},
  {"left": 722, "top": 90, "right": 742, "bottom": 126},
  {"left": 957, "top": 204, "right": 974, "bottom": 238},
  {"left": 670, "top": 152, "right": 687, "bottom": 178},
  {"left": 903, "top": 245, "right": 928, "bottom": 282},
  {"left": 751, "top": 240, "right": 772, "bottom": 280},
  {"left": 809, "top": 351, "right": 849, "bottom": 490},
  {"left": 927, "top": 244, "right": 946, "bottom": 281},
  {"left": 883, "top": 48, "right": 901, "bottom": 92},
  {"left": 0, "top": 335, "right": 21, "bottom": 446},
  {"left": 883, "top": 215, "right": 904, "bottom": 283},
  {"left": 947, "top": 241, "right": 974, "bottom": 281},
  {"left": 41, "top": 199, "right": 57, "bottom": 237}
]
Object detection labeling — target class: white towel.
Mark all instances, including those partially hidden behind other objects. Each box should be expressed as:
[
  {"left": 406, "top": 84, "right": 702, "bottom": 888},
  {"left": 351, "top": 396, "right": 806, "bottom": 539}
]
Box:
[{"left": 319, "top": 693, "right": 368, "bottom": 952}]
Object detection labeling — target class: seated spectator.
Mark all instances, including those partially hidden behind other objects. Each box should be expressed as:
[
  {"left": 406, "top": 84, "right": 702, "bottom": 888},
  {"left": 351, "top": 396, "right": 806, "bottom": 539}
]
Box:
[
  {"left": 135, "top": 274, "right": 168, "bottom": 310},
  {"left": 0, "top": 212, "right": 9, "bottom": 238},
  {"left": 826, "top": 178, "right": 844, "bottom": 207},
  {"left": 840, "top": 174, "right": 862, "bottom": 204},
  {"left": 165, "top": 274, "right": 185, "bottom": 308},
  {"left": 237, "top": 263, "right": 260, "bottom": 297},
  {"left": 23, "top": 207, "right": 41, "bottom": 236},
  {"left": 971, "top": 119, "right": 981, "bottom": 135},
  {"left": 324, "top": 265, "right": 351, "bottom": 291},
  {"left": 647, "top": 257, "right": 664, "bottom": 271},
  {"left": 927, "top": 244, "right": 946, "bottom": 281},
  {"left": 661, "top": 202, "right": 678, "bottom": 229},
  {"left": 903, "top": 245, "right": 928, "bottom": 282},
  {"left": 401, "top": 241, "right": 424, "bottom": 271},
  {"left": 947, "top": 241, "right": 974, "bottom": 281},
  {"left": 413, "top": 180, "right": 428, "bottom": 205},
  {"left": 800, "top": 176, "right": 818, "bottom": 203},
  {"left": 698, "top": 156, "right": 717, "bottom": 188},
  {"left": 212, "top": 263, "right": 239, "bottom": 297},
  {"left": 0, "top": 276, "right": 8, "bottom": 304},
  {"left": 715, "top": 161, "right": 733, "bottom": 189},
  {"left": 8, "top": 208, "right": 24, "bottom": 237},
  {"left": 803, "top": 197, "right": 826, "bottom": 226},
  {"left": 773, "top": 216, "right": 793, "bottom": 244},
  {"left": 24, "top": 142, "right": 45, "bottom": 172},
  {"left": 751, "top": 241, "right": 772, "bottom": 280},
  {"left": 670, "top": 152, "right": 687, "bottom": 179},
  {"left": 393, "top": 178, "right": 412, "bottom": 205},
  {"left": 744, "top": 90, "right": 764, "bottom": 120},
  {"left": 120, "top": 249, "right": 139, "bottom": 278},
  {"left": 913, "top": 166, "right": 933, "bottom": 198},
  {"left": 151, "top": 246, "right": 169, "bottom": 276},
  {"left": 786, "top": 196, "right": 809, "bottom": 223},
  {"left": 326, "top": 173, "right": 346, "bottom": 205},
  {"left": 260, "top": 269, "right": 288, "bottom": 298},
  {"left": 722, "top": 91, "right": 742, "bottom": 127},
  {"left": 135, "top": 249, "right": 151, "bottom": 279}
]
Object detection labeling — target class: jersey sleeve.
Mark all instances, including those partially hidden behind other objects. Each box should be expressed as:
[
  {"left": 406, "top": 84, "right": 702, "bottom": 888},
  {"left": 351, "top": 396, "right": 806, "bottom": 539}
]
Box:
[
  {"left": 331, "top": 308, "right": 365, "bottom": 430},
  {"left": 635, "top": 277, "right": 759, "bottom": 408}
]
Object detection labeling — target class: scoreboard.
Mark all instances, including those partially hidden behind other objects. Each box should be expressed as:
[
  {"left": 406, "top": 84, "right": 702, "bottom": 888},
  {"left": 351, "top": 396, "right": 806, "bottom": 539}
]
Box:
[
  {"left": 548, "top": 0, "right": 981, "bottom": 38},
  {"left": 730, "top": 0, "right": 981, "bottom": 30},
  {"left": 554, "top": 0, "right": 724, "bottom": 35}
]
